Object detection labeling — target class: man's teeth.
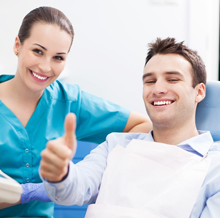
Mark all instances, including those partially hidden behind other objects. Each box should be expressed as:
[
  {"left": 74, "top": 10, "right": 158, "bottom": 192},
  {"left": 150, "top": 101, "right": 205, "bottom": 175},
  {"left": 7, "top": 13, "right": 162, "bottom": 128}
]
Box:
[
  {"left": 32, "top": 72, "right": 47, "bottom": 80},
  {"left": 154, "top": 101, "right": 172, "bottom": 106}
]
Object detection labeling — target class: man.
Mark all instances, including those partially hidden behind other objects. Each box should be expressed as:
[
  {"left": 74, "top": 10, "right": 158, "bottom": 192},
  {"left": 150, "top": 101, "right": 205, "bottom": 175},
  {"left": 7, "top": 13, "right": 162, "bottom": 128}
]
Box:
[{"left": 40, "top": 38, "right": 220, "bottom": 218}]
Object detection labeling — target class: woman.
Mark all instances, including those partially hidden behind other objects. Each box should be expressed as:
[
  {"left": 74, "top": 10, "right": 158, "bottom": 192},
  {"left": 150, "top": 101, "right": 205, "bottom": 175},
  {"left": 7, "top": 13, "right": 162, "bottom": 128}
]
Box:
[{"left": 0, "top": 6, "right": 151, "bottom": 218}]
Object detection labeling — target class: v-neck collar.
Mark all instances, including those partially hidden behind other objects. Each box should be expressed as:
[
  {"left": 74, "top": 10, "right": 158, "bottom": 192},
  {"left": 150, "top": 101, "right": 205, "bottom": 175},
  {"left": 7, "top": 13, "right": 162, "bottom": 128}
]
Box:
[
  {"left": 0, "top": 91, "right": 47, "bottom": 131},
  {"left": 0, "top": 74, "right": 48, "bottom": 133}
]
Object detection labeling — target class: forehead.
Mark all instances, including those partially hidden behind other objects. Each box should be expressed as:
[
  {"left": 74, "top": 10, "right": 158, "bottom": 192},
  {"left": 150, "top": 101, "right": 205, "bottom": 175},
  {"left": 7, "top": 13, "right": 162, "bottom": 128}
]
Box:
[
  {"left": 24, "top": 22, "right": 72, "bottom": 52},
  {"left": 144, "top": 54, "right": 193, "bottom": 79}
]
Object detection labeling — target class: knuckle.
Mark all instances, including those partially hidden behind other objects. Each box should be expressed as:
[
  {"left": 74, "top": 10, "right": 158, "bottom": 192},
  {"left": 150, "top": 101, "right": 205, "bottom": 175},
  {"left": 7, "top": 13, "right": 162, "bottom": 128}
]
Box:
[
  {"left": 60, "top": 159, "right": 69, "bottom": 169},
  {"left": 40, "top": 171, "right": 47, "bottom": 179},
  {"left": 41, "top": 150, "right": 47, "bottom": 158},
  {"left": 47, "top": 141, "right": 55, "bottom": 150},
  {"left": 59, "top": 166, "right": 67, "bottom": 176}
]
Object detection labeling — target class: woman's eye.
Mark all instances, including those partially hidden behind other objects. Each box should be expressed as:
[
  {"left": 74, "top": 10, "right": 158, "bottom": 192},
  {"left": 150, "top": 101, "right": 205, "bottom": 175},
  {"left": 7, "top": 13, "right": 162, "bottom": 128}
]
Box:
[
  {"left": 33, "top": 49, "right": 43, "bottom": 55},
  {"left": 54, "top": 56, "right": 64, "bottom": 61}
]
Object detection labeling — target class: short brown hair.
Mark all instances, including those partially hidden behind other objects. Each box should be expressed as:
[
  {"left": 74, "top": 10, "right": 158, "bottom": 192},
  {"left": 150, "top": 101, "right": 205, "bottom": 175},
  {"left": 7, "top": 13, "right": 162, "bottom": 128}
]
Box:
[
  {"left": 145, "top": 37, "right": 206, "bottom": 87},
  {"left": 18, "top": 6, "right": 74, "bottom": 51}
]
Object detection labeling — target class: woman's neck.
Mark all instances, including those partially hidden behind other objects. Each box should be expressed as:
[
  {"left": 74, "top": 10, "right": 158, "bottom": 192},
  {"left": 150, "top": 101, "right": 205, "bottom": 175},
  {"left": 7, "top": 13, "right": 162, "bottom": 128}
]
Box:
[
  {"left": 9, "top": 74, "right": 43, "bottom": 103},
  {"left": 0, "top": 75, "right": 44, "bottom": 127}
]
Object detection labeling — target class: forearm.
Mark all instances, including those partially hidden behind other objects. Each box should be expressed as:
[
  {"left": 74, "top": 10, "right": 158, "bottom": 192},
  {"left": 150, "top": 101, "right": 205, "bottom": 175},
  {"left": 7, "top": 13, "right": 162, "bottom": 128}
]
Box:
[
  {"left": 43, "top": 161, "right": 77, "bottom": 205},
  {"left": 123, "top": 111, "right": 152, "bottom": 133},
  {"left": 43, "top": 143, "right": 108, "bottom": 206},
  {"left": 0, "top": 200, "right": 21, "bottom": 210},
  {"left": 43, "top": 160, "right": 100, "bottom": 206}
]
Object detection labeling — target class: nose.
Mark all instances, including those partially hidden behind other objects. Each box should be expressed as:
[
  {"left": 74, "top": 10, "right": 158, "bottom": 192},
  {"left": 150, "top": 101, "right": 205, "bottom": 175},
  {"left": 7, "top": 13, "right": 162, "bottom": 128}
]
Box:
[
  {"left": 38, "top": 57, "right": 51, "bottom": 73},
  {"left": 152, "top": 79, "right": 168, "bottom": 95}
]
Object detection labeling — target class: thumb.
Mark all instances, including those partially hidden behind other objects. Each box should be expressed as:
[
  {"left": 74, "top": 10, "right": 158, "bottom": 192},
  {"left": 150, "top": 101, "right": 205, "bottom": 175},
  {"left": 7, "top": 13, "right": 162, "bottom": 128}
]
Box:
[{"left": 64, "top": 113, "right": 76, "bottom": 155}]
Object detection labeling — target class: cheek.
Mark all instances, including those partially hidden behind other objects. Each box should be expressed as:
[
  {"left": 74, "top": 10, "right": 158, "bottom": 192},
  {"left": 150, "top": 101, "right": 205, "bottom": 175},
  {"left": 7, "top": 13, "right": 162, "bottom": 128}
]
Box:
[
  {"left": 53, "top": 63, "right": 66, "bottom": 76},
  {"left": 142, "top": 86, "right": 150, "bottom": 99},
  {"left": 142, "top": 87, "right": 146, "bottom": 100},
  {"left": 20, "top": 52, "right": 38, "bottom": 67}
]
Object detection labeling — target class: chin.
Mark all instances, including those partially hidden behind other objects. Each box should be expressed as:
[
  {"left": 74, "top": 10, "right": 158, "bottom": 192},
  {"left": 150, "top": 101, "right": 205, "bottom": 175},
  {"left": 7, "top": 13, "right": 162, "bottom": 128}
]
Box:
[
  {"left": 152, "top": 118, "right": 172, "bottom": 128},
  {"left": 28, "top": 83, "right": 47, "bottom": 93}
]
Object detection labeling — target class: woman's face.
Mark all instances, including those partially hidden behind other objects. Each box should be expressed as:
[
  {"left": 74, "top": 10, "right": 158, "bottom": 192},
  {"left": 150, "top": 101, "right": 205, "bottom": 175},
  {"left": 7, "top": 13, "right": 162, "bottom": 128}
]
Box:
[{"left": 14, "top": 22, "right": 72, "bottom": 93}]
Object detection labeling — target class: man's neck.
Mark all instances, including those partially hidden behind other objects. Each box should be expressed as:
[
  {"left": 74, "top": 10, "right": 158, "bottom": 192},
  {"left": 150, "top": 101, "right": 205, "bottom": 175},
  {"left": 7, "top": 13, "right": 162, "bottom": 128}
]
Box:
[{"left": 152, "top": 122, "right": 199, "bottom": 145}]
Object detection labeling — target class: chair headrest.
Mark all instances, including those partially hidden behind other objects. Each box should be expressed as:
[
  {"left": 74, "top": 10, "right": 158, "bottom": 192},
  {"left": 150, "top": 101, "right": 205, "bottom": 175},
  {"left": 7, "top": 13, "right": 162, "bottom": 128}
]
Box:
[{"left": 196, "top": 81, "right": 220, "bottom": 141}]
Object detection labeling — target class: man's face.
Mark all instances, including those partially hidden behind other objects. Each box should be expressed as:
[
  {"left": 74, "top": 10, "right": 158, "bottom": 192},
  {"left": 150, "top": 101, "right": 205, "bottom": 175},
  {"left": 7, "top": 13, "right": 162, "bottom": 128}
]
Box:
[{"left": 142, "top": 53, "right": 204, "bottom": 129}]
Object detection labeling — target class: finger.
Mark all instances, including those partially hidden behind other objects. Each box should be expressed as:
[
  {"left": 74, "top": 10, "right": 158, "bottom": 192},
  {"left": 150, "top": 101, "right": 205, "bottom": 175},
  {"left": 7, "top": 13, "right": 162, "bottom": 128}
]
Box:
[
  {"left": 40, "top": 158, "right": 69, "bottom": 179},
  {"left": 40, "top": 140, "right": 71, "bottom": 182},
  {"left": 40, "top": 165, "right": 68, "bottom": 182},
  {"left": 45, "top": 138, "right": 72, "bottom": 160},
  {"left": 41, "top": 146, "right": 70, "bottom": 170},
  {"left": 64, "top": 113, "right": 77, "bottom": 153}
]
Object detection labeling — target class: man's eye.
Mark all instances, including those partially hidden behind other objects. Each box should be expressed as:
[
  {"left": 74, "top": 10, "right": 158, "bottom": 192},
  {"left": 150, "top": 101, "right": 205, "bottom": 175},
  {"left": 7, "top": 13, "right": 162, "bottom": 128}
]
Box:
[
  {"left": 144, "top": 80, "right": 155, "bottom": 84},
  {"left": 33, "top": 49, "right": 43, "bottom": 55},
  {"left": 54, "top": 56, "right": 64, "bottom": 61},
  {"left": 168, "top": 79, "right": 179, "bottom": 82}
]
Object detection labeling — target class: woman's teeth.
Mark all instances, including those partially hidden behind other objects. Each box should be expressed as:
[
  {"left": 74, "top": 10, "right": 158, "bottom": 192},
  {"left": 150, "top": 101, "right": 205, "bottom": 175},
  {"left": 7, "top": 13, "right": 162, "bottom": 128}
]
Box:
[{"left": 32, "top": 71, "right": 47, "bottom": 80}]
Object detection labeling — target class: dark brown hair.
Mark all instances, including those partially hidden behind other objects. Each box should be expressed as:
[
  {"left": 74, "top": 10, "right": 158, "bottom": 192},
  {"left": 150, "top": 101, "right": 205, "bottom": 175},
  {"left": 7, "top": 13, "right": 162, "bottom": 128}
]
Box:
[
  {"left": 145, "top": 37, "right": 207, "bottom": 87},
  {"left": 18, "top": 6, "right": 74, "bottom": 50}
]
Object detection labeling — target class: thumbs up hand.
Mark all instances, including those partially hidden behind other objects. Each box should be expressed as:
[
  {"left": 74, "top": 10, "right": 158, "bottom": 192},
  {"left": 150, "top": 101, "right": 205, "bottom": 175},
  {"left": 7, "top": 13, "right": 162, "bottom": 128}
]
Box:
[
  {"left": 40, "top": 113, "right": 77, "bottom": 182},
  {"left": 63, "top": 113, "right": 77, "bottom": 158}
]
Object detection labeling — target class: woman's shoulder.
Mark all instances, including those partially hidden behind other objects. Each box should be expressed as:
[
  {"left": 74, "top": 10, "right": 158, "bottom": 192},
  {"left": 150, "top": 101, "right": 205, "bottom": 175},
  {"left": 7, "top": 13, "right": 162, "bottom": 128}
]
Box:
[
  {"left": 46, "top": 80, "right": 81, "bottom": 101},
  {"left": 0, "top": 74, "right": 14, "bottom": 83}
]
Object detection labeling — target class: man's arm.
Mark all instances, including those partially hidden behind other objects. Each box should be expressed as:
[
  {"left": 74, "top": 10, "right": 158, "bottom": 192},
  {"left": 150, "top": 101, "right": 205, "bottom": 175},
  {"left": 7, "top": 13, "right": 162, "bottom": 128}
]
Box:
[
  {"left": 40, "top": 113, "right": 109, "bottom": 205},
  {"left": 200, "top": 191, "right": 220, "bottom": 218},
  {"left": 42, "top": 141, "right": 108, "bottom": 206},
  {"left": 123, "top": 111, "right": 152, "bottom": 133}
]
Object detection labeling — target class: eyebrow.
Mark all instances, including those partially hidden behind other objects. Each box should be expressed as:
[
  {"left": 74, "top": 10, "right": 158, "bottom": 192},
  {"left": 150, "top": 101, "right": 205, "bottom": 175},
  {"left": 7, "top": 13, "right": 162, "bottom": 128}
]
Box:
[
  {"left": 142, "top": 72, "right": 153, "bottom": 81},
  {"left": 34, "top": 43, "right": 47, "bottom": 51},
  {"left": 142, "top": 71, "right": 184, "bottom": 81},
  {"left": 165, "top": 71, "right": 184, "bottom": 78},
  {"left": 33, "top": 43, "right": 67, "bottom": 55}
]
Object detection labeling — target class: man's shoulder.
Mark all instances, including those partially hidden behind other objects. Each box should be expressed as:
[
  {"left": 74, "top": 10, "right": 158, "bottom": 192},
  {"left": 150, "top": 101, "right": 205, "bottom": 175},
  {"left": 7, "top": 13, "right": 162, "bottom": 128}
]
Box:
[
  {"left": 209, "top": 142, "right": 220, "bottom": 158},
  {"left": 209, "top": 141, "right": 220, "bottom": 155},
  {"left": 205, "top": 142, "right": 220, "bottom": 178}
]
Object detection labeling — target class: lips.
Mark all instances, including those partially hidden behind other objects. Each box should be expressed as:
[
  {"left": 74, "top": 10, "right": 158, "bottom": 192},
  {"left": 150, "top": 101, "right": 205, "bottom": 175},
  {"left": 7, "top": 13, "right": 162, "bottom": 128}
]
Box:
[{"left": 30, "top": 70, "right": 49, "bottom": 81}]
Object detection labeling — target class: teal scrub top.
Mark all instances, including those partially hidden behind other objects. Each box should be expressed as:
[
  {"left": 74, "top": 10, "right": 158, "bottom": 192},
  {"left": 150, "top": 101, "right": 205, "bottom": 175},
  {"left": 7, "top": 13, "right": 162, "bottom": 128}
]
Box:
[{"left": 0, "top": 75, "right": 130, "bottom": 218}]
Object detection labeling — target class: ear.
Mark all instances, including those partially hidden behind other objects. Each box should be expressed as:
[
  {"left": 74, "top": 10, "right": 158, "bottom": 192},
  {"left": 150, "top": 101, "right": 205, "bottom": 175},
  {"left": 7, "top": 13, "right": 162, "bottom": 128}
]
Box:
[
  {"left": 195, "top": 83, "right": 206, "bottom": 103},
  {"left": 13, "top": 36, "right": 21, "bottom": 55}
]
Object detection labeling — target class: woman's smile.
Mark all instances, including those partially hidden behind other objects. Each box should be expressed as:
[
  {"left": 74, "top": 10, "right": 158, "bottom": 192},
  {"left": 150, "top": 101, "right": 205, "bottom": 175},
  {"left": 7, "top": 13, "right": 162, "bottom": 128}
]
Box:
[{"left": 29, "top": 69, "right": 50, "bottom": 82}]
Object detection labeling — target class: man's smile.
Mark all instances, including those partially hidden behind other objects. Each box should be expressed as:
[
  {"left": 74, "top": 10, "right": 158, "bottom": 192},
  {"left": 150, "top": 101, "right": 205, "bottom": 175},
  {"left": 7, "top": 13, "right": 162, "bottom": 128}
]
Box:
[{"left": 151, "top": 100, "right": 174, "bottom": 106}]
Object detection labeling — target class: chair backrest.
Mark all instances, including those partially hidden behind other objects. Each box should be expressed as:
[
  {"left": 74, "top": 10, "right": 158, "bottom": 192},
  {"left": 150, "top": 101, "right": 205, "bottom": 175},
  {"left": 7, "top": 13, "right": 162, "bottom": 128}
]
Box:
[{"left": 196, "top": 80, "right": 220, "bottom": 141}]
